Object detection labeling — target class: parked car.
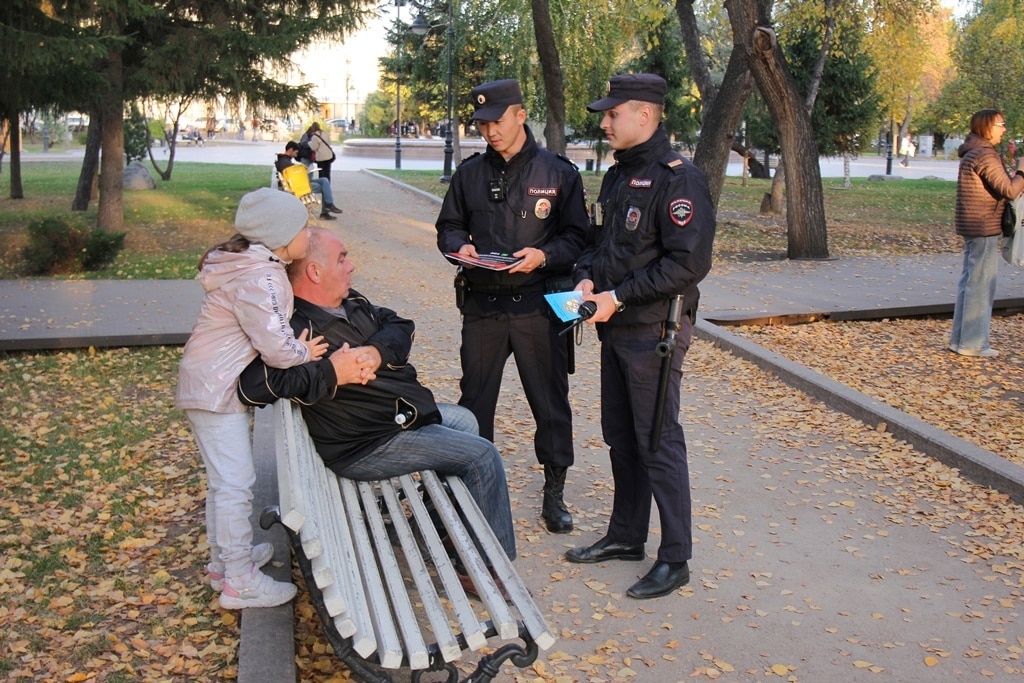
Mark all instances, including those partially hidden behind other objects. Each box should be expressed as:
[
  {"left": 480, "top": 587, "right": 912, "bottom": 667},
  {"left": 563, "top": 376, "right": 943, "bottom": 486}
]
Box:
[{"left": 65, "top": 114, "right": 89, "bottom": 131}]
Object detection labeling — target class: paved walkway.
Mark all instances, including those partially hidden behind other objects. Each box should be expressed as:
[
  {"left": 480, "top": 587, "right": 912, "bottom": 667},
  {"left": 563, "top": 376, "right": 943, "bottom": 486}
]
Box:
[{"left": 4, "top": 170, "right": 1023, "bottom": 682}]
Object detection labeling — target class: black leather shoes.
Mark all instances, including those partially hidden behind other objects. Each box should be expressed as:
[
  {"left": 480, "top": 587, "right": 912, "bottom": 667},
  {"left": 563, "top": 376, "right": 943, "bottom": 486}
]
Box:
[
  {"left": 626, "top": 560, "right": 690, "bottom": 599},
  {"left": 564, "top": 535, "right": 644, "bottom": 564}
]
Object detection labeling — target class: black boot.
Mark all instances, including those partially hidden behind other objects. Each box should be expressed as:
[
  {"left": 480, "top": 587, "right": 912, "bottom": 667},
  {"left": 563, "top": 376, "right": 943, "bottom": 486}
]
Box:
[{"left": 542, "top": 464, "right": 573, "bottom": 533}]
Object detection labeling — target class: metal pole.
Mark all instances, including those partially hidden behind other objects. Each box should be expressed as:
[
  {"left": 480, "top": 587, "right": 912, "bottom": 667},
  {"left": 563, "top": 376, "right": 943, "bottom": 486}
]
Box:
[
  {"left": 395, "top": 0, "right": 403, "bottom": 169},
  {"left": 440, "top": 0, "right": 454, "bottom": 183},
  {"left": 885, "top": 116, "right": 893, "bottom": 175}
]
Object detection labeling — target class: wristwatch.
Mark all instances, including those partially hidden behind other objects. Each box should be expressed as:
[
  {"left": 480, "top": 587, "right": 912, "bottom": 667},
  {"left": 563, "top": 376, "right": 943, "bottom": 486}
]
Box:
[
  {"left": 539, "top": 250, "right": 547, "bottom": 269},
  {"left": 609, "top": 289, "right": 625, "bottom": 312}
]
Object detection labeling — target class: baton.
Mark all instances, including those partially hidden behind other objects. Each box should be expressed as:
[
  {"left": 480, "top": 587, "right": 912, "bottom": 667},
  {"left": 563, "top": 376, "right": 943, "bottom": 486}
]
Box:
[{"left": 650, "top": 295, "right": 685, "bottom": 451}]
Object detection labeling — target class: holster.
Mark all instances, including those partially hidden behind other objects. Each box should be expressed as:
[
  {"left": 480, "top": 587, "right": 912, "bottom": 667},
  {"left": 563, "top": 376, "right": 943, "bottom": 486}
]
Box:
[{"left": 454, "top": 267, "right": 468, "bottom": 310}]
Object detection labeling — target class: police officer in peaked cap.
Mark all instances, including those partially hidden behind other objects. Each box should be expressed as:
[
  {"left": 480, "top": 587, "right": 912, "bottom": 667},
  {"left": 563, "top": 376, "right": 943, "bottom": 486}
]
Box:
[
  {"left": 435, "top": 78, "right": 589, "bottom": 534},
  {"left": 564, "top": 73, "right": 716, "bottom": 599}
]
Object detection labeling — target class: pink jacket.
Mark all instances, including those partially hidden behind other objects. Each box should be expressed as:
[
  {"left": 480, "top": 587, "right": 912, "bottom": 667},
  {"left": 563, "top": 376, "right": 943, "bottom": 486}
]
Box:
[{"left": 176, "top": 244, "right": 310, "bottom": 413}]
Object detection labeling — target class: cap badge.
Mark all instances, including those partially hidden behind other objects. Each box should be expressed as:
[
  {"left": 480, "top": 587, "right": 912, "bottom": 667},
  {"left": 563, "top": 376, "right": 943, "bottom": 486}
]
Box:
[{"left": 477, "top": 94, "right": 487, "bottom": 105}]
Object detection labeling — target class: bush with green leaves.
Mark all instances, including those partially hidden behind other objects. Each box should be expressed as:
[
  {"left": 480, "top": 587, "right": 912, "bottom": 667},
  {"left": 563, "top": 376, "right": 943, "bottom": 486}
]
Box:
[
  {"left": 82, "top": 230, "right": 126, "bottom": 270},
  {"left": 21, "top": 217, "right": 126, "bottom": 274}
]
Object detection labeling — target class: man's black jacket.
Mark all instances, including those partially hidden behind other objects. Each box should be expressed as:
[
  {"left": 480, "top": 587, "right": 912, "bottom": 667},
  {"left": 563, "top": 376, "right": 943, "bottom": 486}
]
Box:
[{"left": 237, "top": 290, "right": 441, "bottom": 474}]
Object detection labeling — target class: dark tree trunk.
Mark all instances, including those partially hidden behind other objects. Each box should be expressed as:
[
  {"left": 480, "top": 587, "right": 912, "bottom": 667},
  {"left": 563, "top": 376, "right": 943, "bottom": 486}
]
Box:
[
  {"left": 764, "top": 0, "right": 834, "bottom": 214},
  {"left": 531, "top": 0, "right": 566, "bottom": 154},
  {"left": 97, "top": 36, "right": 125, "bottom": 233},
  {"left": 73, "top": 109, "right": 102, "bottom": 210},
  {"left": 8, "top": 115, "right": 24, "bottom": 199},
  {"left": 677, "top": 0, "right": 753, "bottom": 210},
  {"left": 726, "top": 0, "right": 828, "bottom": 259}
]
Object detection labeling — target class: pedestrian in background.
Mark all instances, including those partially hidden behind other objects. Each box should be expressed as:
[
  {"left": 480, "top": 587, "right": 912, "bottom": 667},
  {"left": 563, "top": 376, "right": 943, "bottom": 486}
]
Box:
[
  {"left": 565, "top": 74, "right": 715, "bottom": 599},
  {"left": 435, "top": 78, "right": 588, "bottom": 534},
  {"left": 305, "top": 122, "right": 336, "bottom": 182},
  {"left": 950, "top": 109, "right": 1024, "bottom": 358}
]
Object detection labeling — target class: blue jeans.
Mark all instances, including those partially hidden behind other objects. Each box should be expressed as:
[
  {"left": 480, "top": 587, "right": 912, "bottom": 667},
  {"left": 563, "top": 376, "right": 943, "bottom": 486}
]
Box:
[
  {"left": 337, "top": 404, "right": 516, "bottom": 560},
  {"left": 951, "top": 235, "right": 1000, "bottom": 352},
  {"left": 310, "top": 177, "right": 335, "bottom": 207}
]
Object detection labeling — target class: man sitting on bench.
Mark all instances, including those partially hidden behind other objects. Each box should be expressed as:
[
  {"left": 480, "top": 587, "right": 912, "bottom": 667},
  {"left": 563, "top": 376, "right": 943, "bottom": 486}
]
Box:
[
  {"left": 275, "top": 142, "right": 344, "bottom": 221},
  {"left": 238, "top": 228, "right": 516, "bottom": 575}
]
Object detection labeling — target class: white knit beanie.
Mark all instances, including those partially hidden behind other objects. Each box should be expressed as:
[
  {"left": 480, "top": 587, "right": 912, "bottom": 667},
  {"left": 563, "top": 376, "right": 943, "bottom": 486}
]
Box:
[{"left": 234, "top": 187, "right": 308, "bottom": 250}]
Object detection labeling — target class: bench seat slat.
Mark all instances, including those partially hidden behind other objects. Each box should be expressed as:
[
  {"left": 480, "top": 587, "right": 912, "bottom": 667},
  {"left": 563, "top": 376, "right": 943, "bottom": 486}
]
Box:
[
  {"left": 393, "top": 475, "right": 471, "bottom": 661},
  {"left": 419, "top": 472, "right": 517, "bottom": 640},
  {"left": 357, "top": 481, "right": 430, "bottom": 670},
  {"left": 339, "top": 478, "right": 403, "bottom": 667},
  {"left": 443, "top": 475, "right": 557, "bottom": 651}
]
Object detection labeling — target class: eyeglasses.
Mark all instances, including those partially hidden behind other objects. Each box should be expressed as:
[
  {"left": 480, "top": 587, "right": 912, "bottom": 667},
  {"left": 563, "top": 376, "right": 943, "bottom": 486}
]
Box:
[{"left": 994, "top": 122, "right": 1007, "bottom": 128}]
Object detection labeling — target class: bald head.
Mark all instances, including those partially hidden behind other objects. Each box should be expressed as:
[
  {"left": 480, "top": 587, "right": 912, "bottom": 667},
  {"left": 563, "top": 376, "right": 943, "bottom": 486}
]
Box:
[{"left": 288, "top": 228, "right": 354, "bottom": 307}]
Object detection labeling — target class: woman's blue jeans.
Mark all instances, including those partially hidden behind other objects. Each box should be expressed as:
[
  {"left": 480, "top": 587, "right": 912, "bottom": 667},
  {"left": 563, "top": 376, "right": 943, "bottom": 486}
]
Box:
[{"left": 951, "top": 235, "right": 1000, "bottom": 353}]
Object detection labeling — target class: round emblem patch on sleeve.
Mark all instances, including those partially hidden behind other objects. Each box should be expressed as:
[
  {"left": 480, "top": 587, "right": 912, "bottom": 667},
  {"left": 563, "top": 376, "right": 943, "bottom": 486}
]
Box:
[{"left": 669, "top": 198, "right": 694, "bottom": 227}]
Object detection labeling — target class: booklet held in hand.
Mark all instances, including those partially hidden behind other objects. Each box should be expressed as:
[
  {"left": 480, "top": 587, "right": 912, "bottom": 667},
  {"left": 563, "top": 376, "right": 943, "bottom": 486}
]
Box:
[{"left": 446, "top": 252, "right": 525, "bottom": 271}]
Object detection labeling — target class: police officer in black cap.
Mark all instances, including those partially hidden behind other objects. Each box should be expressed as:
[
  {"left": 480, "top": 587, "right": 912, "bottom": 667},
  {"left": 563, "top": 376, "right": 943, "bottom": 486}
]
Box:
[
  {"left": 435, "top": 78, "right": 588, "bottom": 533},
  {"left": 564, "top": 73, "right": 715, "bottom": 599}
]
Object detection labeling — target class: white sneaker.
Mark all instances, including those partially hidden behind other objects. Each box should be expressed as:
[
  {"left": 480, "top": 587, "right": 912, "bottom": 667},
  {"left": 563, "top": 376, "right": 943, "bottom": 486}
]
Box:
[
  {"left": 208, "top": 543, "right": 276, "bottom": 592},
  {"left": 218, "top": 565, "right": 296, "bottom": 610},
  {"left": 956, "top": 347, "right": 999, "bottom": 358}
]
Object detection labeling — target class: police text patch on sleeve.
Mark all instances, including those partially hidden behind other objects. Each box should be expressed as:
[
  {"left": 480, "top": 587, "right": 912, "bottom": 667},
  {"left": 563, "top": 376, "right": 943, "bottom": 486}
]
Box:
[{"left": 669, "top": 198, "right": 694, "bottom": 227}]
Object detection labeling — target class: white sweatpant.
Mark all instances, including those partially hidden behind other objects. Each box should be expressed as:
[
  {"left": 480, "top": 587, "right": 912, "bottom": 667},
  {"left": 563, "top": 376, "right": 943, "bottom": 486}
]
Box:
[{"left": 186, "top": 409, "right": 256, "bottom": 579}]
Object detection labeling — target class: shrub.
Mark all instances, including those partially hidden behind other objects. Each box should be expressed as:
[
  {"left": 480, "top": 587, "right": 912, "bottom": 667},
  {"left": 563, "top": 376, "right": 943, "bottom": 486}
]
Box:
[
  {"left": 21, "top": 218, "right": 127, "bottom": 274},
  {"left": 82, "top": 230, "right": 127, "bottom": 271},
  {"left": 22, "top": 218, "right": 88, "bottom": 274}
]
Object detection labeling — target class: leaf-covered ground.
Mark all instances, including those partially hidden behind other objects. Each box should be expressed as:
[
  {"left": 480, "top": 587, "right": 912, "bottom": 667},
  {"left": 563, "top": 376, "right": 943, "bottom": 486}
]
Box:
[
  {"left": 3, "top": 170, "right": 1020, "bottom": 682},
  {"left": 730, "top": 314, "right": 1024, "bottom": 468}
]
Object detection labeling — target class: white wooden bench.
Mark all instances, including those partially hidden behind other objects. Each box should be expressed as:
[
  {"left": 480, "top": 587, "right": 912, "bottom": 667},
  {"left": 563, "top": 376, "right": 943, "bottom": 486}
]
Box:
[{"left": 258, "top": 400, "right": 556, "bottom": 682}]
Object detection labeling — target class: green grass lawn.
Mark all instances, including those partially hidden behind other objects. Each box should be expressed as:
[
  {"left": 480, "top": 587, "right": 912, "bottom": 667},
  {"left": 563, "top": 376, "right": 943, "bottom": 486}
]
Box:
[
  {"left": 0, "top": 160, "right": 960, "bottom": 280},
  {"left": 0, "top": 162, "right": 271, "bottom": 279}
]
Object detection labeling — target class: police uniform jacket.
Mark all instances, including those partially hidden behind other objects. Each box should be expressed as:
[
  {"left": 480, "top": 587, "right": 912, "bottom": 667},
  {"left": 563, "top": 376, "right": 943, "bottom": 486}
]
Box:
[
  {"left": 436, "top": 125, "right": 588, "bottom": 313},
  {"left": 237, "top": 290, "right": 441, "bottom": 475},
  {"left": 575, "top": 126, "right": 715, "bottom": 326}
]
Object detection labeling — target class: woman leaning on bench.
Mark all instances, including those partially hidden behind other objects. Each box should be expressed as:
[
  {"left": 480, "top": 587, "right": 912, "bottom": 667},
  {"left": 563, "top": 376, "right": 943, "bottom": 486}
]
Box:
[{"left": 237, "top": 228, "right": 517, "bottom": 585}]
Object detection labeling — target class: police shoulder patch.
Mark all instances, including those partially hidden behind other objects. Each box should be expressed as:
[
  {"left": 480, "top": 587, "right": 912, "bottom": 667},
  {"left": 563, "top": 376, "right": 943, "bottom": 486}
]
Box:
[{"left": 669, "top": 198, "right": 694, "bottom": 227}]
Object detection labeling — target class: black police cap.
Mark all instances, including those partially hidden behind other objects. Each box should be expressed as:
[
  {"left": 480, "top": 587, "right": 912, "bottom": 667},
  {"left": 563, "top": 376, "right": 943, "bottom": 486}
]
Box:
[
  {"left": 470, "top": 79, "right": 523, "bottom": 122},
  {"left": 587, "top": 73, "right": 667, "bottom": 112}
]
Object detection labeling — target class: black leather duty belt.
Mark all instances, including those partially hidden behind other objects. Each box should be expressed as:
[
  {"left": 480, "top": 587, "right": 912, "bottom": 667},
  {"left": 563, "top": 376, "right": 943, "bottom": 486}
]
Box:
[{"left": 467, "top": 283, "right": 545, "bottom": 296}]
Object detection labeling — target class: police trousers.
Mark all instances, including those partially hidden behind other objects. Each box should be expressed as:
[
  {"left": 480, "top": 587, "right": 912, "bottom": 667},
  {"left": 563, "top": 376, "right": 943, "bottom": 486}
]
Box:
[{"left": 600, "top": 318, "right": 693, "bottom": 564}]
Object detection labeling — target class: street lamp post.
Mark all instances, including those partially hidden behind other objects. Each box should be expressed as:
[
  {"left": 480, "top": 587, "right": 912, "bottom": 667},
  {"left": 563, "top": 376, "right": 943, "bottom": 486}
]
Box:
[
  {"left": 411, "top": 1, "right": 455, "bottom": 183},
  {"left": 394, "top": 0, "right": 404, "bottom": 170},
  {"left": 440, "top": 1, "right": 454, "bottom": 183}
]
